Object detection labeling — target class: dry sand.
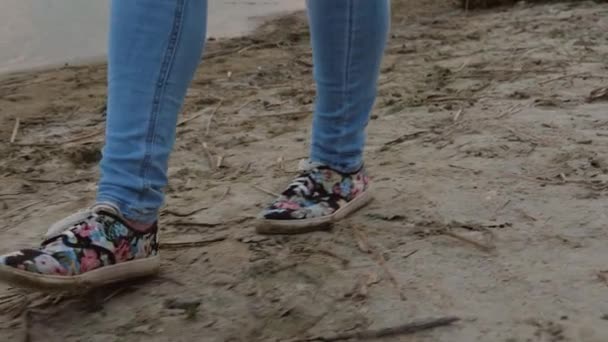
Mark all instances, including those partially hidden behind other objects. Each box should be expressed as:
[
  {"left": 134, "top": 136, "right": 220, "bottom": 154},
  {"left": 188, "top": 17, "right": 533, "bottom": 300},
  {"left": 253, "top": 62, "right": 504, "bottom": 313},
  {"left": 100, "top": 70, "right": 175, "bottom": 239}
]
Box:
[{"left": 1, "top": 1, "right": 608, "bottom": 341}]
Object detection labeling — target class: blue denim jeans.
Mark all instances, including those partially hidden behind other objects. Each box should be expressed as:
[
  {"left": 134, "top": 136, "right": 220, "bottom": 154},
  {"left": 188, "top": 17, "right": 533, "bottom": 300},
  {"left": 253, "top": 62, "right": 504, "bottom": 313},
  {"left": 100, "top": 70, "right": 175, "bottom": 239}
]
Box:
[{"left": 98, "top": 0, "right": 390, "bottom": 223}]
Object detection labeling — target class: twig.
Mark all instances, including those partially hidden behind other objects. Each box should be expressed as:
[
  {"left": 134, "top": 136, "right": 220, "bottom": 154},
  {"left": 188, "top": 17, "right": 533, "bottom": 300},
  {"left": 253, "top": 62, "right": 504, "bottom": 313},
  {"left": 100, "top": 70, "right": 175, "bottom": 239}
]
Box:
[
  {"left": 501, "top": 125, "right": 540, "bottom": 145},
  {"left": 496, "top": 104, "right": 524, "bottom": 119},
  {"left": 236, "top": 162, "right": 252, "bottom": 177},
  {"left": 0, "top": 291, "right": 23, "bottom": 302},
  {"left": 177, "top": 110, "right": 207, "bottom": 127},
  {"left": 588, "top": 87, "right": 608, "bottom": 103},
  {"left": 203, "top": 47, "right": 243, "bottom": 60},
  {"left": 352, "top": 226, "right": 371, "bottom": 253},
  {"left": 202, "top": 142, "right": 216, "bottom": 171},
  {"left": 220, "top": 186, "right": 231, "bottom": 201},
  {"left": 539, "top": 72, "right": 590, "bottom": 85},
  {"left": 352, "top": 226, "right": 406, "bottom": 300},
  {"left": 442, "top": 230, "right": 494, "bottom": 253},
  {"left": 166, "top": 216, "right": 253, "bottom": 228},
  {"left": 237, "top": 44, "right": 257, "bottom": 54},
  {"left": 300, "top": 316, "right": 460, "bottom": 341},
  {"left": 380, "top": 130, "right": 428, "bottom": 151},
  {"left": 103, "top": 287, "right": 129, "bottom": 303},
  {"left": 403, "top": 249, "right": 419, "bottom": 259},
  {"left": 518, "top": 209, "right": 538, "bottom": 222},
  {"left": 258, "top": 109, "right": 311, "bottom": 118},
  {"left": 216, "top": 155, "right": 224, "bottom": 169},
  {"left": 166, "top": 221, "right": 222, "bottom": 228},
  {"left": 16, "top": 128, "right": 104, "bottom": 147},
  {"left": 238, "top": 43, "right": 269, "bottom": 54},
  {"left": 448, "top": 164, "right": 482, "bottom": 174},
  {"left": 24, "top": 177, "right": 92, "bottom": 185},
  {"left": 25, "top": 293, "right": 64, "bottom": 310},
  {"left": 303, "top": 248, "right": 350, "bottom": 267},
  {"left": 10, "top": 118, "right": 20, "bottom": 144},
  {"left": 252, "top": 184, "right": 280, "bottom": 197},
  {"left": 373, "top": 250, "right": 406, "bottom": 300},
  {"left": 60, "top": 129, "right": 104, "bottom": 145},
  {"left": 295, "top": 58, "right": 313, "bottom": 68},
  {"left": 0, "top": 192, "right": 27, "bottom": 198},
  {"left": 454, "top": 59, "right": 469, "bottom": 72},
  {"left": 235, "top": 99, "right": 256, "bottom": 113},
  {"left": 237, "top": 42, "right": 278, "bottom": 54},
  {"left": 378, "top": 76, "right": 395, "bottom": 86},
  {"left": 205, "top": 100, "right": 223, "bottom": 136},
  {"left": 161, "top": 206, "right": 208, "bottom": 217},
  {"left": 494, "top": 199, "right": 511, "bottom": 216},
  {"left": 160, "top": 236, "right": 227, "bottom": 249},
  {"left": 2, "top": 200, "right": 44, "bottom": 219},
  {"left": 426, "top": 96, "right": 475, "bottom": 103},
  {"left": 508, "top": 173, "right": 608, "bottom": 191},
  {"left": 452, "top": 108, "right": 463, "bottom": 122}
]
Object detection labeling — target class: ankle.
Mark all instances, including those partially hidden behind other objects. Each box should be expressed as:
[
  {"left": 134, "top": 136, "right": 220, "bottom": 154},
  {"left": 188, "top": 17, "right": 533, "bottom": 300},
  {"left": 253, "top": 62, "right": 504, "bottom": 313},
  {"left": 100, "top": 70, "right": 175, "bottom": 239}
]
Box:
[
  {"left": 126, "top": 219, "right": 156, "bottom": 232},
  {"left": 93, "top": 202, "right": 157, "bottom": 232}
]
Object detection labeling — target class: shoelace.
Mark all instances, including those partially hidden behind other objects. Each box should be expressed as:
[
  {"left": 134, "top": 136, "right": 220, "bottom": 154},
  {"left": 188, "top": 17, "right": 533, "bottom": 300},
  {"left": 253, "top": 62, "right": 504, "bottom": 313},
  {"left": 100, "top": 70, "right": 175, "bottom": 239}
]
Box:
[
  {"left": 283, "top": 159, "right": 330, "bottom": 197},
  {"left": 286, "top": 172, "right": 316, "bottom": 197},
  {"left": 44, "top": 203, "right": 119, "bottom": 239},
  {"left": 41, "top": 216, "right": 99, "bottom": 249}
]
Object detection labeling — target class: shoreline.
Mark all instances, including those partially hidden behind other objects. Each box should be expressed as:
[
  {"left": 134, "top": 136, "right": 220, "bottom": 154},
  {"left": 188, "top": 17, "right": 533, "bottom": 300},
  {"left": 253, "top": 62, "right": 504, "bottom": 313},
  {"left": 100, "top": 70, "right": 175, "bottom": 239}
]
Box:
[
  {"left": 0, "top": 2, "right": 304, "bottom": 76},
  {"left": 0, "top": 9, "right": 302, "bottom": 78},
  {"left": 0, "top": 56, "right": 106, "bottom": 79}
]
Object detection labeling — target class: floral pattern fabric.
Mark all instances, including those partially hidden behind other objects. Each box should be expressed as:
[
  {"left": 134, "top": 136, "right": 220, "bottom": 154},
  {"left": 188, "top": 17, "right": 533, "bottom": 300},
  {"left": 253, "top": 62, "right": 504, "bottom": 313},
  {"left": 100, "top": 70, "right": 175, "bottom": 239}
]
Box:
[
  {"left": 0, "top": 211, "right": 158, "bottom": 276},
  {"left": 262, "top": 164, "right": 369, "bottom": 220}
]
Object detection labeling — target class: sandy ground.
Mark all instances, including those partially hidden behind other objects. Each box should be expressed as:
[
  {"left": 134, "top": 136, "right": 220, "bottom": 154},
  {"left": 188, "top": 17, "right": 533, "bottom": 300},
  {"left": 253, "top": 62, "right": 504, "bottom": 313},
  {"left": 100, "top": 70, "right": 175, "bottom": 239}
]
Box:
[{"left": 1, "top": 1, "right": 608, "bottom": 341}]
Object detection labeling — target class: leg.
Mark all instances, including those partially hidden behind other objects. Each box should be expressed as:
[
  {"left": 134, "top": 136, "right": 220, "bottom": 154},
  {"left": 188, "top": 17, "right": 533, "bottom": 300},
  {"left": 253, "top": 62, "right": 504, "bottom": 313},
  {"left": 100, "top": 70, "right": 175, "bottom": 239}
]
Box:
[
  {"left": 258, "top": 0, "right": 389, "bottom": 233},
  {"left": 99, "top": 0, "right": 208, "bottom": 223},
  {"left": 0, "top": 0, "right": 208, "bottom": 290},
  {"left": 308, "top": 0, "right": 390, "bottom": 173}
]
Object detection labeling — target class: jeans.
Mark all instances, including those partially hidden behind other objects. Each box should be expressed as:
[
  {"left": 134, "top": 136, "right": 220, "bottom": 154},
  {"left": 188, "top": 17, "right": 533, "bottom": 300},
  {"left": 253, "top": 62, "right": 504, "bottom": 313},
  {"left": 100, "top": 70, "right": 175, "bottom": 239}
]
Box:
[{"left": 97, "top": 0, "right": 390, "bottom": 223}]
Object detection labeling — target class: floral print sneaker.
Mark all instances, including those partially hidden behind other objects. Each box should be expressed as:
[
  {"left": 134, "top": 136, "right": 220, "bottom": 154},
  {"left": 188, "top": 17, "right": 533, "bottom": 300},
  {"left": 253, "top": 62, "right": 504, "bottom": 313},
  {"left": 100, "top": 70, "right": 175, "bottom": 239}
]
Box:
[
  {"left": 0, "top": 204, "right": 160, "bottom": 290},
  {"left": 257, "top": 160, "right": 373, "bottom": 234}
]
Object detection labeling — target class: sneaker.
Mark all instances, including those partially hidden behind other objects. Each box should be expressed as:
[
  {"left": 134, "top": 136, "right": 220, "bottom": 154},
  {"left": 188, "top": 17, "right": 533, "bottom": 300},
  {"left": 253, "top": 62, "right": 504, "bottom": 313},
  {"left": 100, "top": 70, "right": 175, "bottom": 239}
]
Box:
[
  {"left": 0, "top": 204, "right": 160, "bottom": 290},
  {"left": 257, "top": 160, "right": 373, "bottom": 234}
]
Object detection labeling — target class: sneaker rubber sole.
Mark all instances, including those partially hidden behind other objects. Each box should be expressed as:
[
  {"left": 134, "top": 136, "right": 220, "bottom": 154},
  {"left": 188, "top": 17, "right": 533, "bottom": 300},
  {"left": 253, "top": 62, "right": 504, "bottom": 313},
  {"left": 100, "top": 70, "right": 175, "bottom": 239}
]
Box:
[
  {"left": 256, "top": 189, "right": 373, "bottom": 234},
  {"left": 0, "top": 256, "right": 160, "bottom": 291}
]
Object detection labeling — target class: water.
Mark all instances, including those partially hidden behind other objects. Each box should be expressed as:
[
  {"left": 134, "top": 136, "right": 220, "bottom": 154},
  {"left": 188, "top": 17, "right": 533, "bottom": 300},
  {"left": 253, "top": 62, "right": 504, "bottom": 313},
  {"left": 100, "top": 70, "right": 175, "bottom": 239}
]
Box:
[{"left": 0, "top": 0, "right": 304, "bottom": 74}]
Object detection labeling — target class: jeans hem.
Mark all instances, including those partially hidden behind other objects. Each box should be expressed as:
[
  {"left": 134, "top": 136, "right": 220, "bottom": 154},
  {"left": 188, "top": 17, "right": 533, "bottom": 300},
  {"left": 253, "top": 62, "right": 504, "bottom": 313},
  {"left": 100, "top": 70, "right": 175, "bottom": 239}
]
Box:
[
  {"left": 95, "top": 195, "right": 159, "bottom": 224},
  {"left": 309, "top": 155, "right": 363, "bottom": 174}
]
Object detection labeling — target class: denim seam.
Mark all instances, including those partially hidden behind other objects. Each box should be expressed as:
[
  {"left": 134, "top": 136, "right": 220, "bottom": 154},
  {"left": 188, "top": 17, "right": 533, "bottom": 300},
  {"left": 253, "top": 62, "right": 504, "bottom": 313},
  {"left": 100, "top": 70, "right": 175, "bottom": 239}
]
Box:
[
  {"left": 338, "top": 0, "right": 355, "bottom": 172},
  {"left": 136, "top": 0, "right": 186, "bottom": 209}
]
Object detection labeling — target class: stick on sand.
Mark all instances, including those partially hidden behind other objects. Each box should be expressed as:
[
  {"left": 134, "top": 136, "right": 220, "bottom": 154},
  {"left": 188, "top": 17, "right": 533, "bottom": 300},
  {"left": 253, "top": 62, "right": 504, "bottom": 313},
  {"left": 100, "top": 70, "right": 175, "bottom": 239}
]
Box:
[{"left": 10, "top": 118, "right": 20, "bottom": 144}]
